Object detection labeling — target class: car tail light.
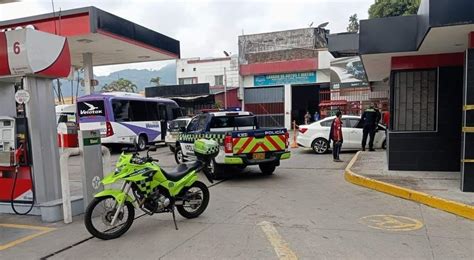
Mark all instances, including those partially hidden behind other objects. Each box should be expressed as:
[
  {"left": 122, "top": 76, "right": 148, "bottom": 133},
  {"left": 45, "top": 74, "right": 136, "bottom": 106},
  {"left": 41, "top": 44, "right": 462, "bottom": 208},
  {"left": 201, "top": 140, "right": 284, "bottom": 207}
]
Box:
[
  {"left": 224, "top": 135, "right": 233, "bottom": 153},
  {"left": 106, "top": 121, "right": 114, "bottom": 137},
  {"left": 299, "top": 127, "right": 308, "bottom": 134}
]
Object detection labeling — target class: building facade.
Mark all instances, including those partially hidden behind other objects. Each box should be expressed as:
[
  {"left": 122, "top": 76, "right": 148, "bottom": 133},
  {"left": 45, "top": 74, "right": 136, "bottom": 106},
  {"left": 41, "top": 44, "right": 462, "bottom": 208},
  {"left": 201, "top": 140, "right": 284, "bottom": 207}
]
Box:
[
  {"left": 176, "top": 57, "right": 240, "bottom": 94},
  {"left": 358, "top": 0, "right": 474, "bottom": 191},
  {"left": 239, "top": 28, "right": 332, "bottom": 129}
]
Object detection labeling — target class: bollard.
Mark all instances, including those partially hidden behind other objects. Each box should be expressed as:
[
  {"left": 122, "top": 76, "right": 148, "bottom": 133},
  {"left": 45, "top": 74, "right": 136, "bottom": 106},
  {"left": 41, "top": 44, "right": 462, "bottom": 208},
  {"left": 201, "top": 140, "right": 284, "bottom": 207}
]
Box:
[
  {"left": 291, "top": 120, "right": 299, "bottom": 148},
  {"left": 59, "top": 148, "right": 80, "bottom": 224},
  {"left": 59, "top": 145, "right": 111, "bottom": 224}
]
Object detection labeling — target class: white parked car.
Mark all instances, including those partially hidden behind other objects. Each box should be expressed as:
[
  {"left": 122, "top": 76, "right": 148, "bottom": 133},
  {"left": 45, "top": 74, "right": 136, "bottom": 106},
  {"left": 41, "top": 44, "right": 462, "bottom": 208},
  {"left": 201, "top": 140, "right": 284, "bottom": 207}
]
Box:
[
  {"left": 296, "top": 115, "right": 387, "bottom": 154},
  {"left": 165, "top": 117, "right": 192, "bottom": 152}
]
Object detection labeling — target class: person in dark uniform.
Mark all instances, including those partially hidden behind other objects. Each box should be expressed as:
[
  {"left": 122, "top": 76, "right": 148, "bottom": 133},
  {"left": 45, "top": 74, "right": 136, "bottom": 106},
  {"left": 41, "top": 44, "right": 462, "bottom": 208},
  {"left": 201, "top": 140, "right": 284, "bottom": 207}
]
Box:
[{"left": 361, "top": 103, "right": 381, "bottom": 151}]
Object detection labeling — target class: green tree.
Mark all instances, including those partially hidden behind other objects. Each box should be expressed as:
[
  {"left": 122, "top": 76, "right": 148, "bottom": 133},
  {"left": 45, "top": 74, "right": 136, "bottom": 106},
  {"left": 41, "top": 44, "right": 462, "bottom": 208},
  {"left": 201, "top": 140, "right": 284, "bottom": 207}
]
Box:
[
  {"left": 368, "top": 0, "right": 421, "bottom": 19},
  {"left": 347, "top": 13, "right": 359, "bottom": 32},
  {"left": 102, "top": 78, "right": 138, "bottom": 93},
  {"left": 150, "top": 76, "right": 161, "bottom": 86}
]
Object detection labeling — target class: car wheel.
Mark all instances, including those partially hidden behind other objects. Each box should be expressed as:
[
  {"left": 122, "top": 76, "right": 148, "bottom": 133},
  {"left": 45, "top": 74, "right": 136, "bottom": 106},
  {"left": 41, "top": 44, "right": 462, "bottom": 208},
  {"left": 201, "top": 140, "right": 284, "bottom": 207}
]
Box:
[
  {"left": 311, "top": 138, "right": 329, "bottom": 154},
  {"left": 174, "top": 146, "right": 185, "bottom": 164},
  {"left": 137, "top": 135, "right": 147, "bottom": 151},
  {"left": 169, "top": 146, "right": 175, "bottom": 153}
]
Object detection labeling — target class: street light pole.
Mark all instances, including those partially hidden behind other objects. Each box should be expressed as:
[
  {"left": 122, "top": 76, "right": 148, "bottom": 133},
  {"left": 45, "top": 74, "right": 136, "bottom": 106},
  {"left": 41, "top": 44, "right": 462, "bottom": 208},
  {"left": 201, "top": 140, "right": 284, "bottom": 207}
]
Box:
[{"left": 224, "top": 66, "right": 227, "bottom": 109}]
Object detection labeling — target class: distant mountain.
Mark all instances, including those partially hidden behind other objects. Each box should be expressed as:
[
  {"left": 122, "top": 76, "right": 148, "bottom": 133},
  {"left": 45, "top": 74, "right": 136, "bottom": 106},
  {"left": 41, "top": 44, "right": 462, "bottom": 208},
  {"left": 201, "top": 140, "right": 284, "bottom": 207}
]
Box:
[{"left": 56, "top": 62, "right": 176, "bottom": 97}]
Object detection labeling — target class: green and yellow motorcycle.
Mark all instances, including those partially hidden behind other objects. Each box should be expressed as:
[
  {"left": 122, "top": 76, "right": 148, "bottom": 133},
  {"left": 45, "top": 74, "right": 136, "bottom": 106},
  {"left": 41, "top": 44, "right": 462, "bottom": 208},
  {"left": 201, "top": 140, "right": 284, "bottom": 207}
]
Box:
[{"left": 84, "top": 139, "right": 218, "bottom": 240}]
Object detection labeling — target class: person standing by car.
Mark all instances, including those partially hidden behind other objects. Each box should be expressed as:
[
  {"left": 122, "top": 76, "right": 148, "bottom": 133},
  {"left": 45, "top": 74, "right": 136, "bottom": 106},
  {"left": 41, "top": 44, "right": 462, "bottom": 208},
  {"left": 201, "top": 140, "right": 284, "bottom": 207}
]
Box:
[
  {"left": 329, "top": 111, "right": 343, "bottom": 162},
  {"left": 304, "top": 111, "right": 311, "bottom": 125},
  {"left": 361, "top": 103, "right": 381, "bottom": 151},
  {"left": 314, "top": 111, "right": 320, "bottom": 122}
]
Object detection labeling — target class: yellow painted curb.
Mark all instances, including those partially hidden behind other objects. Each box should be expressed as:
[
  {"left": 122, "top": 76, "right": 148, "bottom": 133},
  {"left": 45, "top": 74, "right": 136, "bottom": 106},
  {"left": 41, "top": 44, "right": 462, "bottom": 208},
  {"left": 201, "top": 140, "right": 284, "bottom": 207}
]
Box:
[{"left": 344, "top": 152, "right": 474, "bottom": 221}]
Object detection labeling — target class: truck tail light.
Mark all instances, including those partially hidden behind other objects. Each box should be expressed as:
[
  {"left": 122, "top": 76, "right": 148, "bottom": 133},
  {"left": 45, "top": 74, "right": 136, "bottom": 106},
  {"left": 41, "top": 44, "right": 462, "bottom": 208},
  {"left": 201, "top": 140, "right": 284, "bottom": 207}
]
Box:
[
  {"left": 106, "top": 121, "right": 114, "bottom": 137},
  {"left": 224, "top": 135, "right": 233, "bottom": 153},
  {"left": 285, "top": 132, "right": 290, "bottom": 147},
  {"left": 299, "top": 128, "right": 308, "bottom": 134}
]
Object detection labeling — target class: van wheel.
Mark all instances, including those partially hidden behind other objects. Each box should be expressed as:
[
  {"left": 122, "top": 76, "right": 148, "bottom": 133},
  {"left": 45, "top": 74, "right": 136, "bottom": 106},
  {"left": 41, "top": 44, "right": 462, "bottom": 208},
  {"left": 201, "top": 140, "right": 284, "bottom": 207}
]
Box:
[{"left": 137, "top": 135, "right": 147, "bottom": 151}]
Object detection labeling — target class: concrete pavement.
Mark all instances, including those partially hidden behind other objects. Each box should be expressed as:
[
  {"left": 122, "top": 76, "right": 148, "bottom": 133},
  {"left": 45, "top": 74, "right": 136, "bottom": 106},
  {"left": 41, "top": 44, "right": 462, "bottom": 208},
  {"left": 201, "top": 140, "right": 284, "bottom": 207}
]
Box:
[
  {"left": 0, "top": 147, "right": 473, "bottom": 259},
  {"left": 347, "top": 151, "right": 474, "bottom": 219}
]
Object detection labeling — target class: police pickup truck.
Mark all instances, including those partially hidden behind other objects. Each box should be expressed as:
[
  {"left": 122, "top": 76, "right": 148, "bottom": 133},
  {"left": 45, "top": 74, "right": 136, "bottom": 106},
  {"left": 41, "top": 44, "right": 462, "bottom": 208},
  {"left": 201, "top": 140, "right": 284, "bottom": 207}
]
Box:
[{"left": 174, "top": 111, "right": 291, "bottom": 177}]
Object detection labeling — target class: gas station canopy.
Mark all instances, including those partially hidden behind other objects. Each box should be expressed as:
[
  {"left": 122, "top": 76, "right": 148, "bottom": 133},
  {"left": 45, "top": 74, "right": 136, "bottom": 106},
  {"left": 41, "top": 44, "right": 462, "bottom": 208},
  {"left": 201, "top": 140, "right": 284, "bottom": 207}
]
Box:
[{"left": 0, "top": 6, "right": 180, "bottom": 67}]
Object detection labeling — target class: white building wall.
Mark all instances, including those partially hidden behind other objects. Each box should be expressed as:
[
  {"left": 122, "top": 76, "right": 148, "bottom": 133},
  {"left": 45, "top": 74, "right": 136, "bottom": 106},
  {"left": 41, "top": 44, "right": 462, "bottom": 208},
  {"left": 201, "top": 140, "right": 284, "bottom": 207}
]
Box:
[{"left": 176, "top": 57, "right": 240, "bottom": 88}]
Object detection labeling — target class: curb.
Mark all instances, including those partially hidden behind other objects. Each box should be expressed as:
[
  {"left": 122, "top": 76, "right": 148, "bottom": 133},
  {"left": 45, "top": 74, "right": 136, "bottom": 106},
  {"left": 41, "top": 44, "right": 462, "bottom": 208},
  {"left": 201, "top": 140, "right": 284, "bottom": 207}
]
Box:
[{"left": 344, "top": 151, "right": 474, "bottom": 220}]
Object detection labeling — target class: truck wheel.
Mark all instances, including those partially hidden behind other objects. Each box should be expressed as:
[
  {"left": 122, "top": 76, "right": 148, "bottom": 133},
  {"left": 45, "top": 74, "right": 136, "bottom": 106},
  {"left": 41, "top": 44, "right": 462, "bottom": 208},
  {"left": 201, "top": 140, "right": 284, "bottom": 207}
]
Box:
[
  {"left": 210, "top": 160, "right": 226, "bottom": 179},
  {"left": 174, "top": 146, "right": 185, "bottom": 164},
  {"left": 259, "top": 163, "right": 276, "bottom": 175}
]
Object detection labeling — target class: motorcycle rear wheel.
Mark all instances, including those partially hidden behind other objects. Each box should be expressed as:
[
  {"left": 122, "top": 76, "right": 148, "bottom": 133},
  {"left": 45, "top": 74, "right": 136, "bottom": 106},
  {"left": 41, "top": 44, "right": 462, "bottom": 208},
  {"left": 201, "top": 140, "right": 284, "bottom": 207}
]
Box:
[
  {"left": 177, "top": 181, "right": 209, "bottom": 219},
  {"left": 84, "top": 196, "right": 135, "bottom": 240}
]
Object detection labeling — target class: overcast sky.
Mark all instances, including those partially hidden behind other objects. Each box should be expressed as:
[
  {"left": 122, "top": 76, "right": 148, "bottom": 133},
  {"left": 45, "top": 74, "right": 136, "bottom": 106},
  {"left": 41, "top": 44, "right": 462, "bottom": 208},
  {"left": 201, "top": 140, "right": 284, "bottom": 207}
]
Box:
[{"left": 1, "top": 0, "right": 374, "bottom": 76}]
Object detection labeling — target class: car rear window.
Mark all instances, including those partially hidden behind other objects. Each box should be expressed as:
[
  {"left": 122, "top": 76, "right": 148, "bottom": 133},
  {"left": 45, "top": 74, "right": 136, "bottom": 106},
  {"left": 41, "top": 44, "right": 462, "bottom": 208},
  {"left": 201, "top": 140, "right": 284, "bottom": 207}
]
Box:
[
  {"left": 320, "top": 120, "right": 332, "bottom": 127},
  {"left": 210, "top": 116, "right": 257, "bottom": 129}
]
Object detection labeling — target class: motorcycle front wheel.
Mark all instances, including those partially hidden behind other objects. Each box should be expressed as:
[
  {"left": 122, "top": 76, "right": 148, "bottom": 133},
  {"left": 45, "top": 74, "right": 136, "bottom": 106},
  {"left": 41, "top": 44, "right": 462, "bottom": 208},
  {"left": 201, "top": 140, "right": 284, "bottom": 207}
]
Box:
[
  {"left": 84, "top": 196, "right": 135, "bottom": 240},
  {"left": 177, "top": 181, "right": 209, "bottom": 219}
]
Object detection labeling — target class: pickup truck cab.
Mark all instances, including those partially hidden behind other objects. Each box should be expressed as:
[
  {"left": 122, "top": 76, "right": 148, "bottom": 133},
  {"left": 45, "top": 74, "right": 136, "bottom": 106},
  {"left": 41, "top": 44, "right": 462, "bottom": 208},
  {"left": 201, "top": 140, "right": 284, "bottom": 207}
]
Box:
[{"left": 174, "top": 111, "right": 291, "bottom": 176}]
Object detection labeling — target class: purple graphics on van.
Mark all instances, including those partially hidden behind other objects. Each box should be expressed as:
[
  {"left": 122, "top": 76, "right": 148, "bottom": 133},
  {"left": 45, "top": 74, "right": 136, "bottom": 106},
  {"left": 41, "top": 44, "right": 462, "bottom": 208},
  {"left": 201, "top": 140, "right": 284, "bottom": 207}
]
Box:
[{"left": 120, "top": 122, "right": 161, "bottom": 141}]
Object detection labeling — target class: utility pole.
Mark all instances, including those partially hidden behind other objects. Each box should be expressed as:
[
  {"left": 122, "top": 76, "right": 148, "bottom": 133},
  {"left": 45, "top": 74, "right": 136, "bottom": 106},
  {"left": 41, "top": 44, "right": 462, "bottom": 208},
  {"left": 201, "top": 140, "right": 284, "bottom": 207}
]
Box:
[{"left": 224, "top": 67, "right": 227, "bottom": 109}]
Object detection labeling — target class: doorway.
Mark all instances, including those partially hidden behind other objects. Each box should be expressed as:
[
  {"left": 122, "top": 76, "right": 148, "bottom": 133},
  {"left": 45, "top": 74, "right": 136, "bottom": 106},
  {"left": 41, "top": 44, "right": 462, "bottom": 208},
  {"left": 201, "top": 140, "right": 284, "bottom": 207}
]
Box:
[{"left": 291, "top": 84, "right": 320, "bottom": 125}]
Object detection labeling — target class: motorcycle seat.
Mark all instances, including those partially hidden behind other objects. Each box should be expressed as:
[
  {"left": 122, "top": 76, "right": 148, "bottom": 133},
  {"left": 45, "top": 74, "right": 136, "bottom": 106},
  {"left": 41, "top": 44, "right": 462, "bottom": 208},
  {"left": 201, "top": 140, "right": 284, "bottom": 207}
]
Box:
[{"left": 162, "top": 161, "right": 203, "bottom": 182}]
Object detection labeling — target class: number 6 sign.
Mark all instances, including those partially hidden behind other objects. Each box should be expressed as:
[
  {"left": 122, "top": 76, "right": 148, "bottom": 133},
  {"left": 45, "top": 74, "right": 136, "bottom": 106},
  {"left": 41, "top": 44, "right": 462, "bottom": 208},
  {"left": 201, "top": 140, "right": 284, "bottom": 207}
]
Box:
[
  {"left": 0, "top": 28, "right": 71, "bottom": 78},
  {"left": 13, "top": 42, "right": 20, "bottom": 54}
]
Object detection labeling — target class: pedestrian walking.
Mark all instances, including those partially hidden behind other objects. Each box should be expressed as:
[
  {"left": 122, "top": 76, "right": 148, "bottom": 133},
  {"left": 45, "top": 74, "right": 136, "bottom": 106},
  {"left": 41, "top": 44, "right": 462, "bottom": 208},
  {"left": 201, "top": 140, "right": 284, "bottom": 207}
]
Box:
[
  {"left": 314, "top": 111, "right": 320, "bottom": 122},
  {"left": 304, "top": 111, "right": 311, "bottom": 125},
  {"left": 361, "top": 103, "right": 381, "bottom": 151},
  {"left": 329, "top": 111, "right": 343, "bottom": 162}
]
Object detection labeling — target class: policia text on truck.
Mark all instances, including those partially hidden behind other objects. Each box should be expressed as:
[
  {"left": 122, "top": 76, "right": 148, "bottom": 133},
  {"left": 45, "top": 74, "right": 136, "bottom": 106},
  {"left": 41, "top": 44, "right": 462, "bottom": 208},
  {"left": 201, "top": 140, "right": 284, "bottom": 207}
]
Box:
[{"left": 174, "top": 111, "right": 291, "bottom": 177}]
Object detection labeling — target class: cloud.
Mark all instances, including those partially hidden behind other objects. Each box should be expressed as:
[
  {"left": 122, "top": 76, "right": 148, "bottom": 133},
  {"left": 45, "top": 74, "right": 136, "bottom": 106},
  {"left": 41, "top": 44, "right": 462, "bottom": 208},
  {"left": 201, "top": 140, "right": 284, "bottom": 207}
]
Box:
[{"left": 1, "top": 0, "right": 373, "bottom": 76}]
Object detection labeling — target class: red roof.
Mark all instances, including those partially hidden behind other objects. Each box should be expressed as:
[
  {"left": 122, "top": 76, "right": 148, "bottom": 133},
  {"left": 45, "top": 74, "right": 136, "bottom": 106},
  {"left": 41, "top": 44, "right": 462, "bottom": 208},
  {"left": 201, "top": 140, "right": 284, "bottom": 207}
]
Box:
[{"left": 240, "top": 58, "right": 317, "bottom": 76}]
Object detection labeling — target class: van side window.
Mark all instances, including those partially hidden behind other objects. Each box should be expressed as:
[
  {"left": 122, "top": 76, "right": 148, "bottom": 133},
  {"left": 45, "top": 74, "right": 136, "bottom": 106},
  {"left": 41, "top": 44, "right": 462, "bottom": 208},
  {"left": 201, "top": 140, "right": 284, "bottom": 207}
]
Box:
[{"left": 112, "top": 100, "right": 130, "bottom": 122}]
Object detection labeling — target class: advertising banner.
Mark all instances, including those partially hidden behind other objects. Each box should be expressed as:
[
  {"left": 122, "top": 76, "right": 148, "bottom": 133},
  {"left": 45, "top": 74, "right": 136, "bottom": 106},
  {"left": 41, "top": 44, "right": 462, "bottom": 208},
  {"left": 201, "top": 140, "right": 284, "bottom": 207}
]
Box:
[
  {"left": 254, "top": 72, "right": 317, "bottom": 87},
  {"left": 330, "top": 56, "right": 368, "bottom": 89}
]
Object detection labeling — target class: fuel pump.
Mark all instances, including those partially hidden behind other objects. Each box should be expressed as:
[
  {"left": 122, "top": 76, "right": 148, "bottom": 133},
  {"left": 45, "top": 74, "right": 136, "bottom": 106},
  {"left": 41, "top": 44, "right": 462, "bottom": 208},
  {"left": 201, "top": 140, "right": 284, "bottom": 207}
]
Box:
[
  {"left": 0, "top": 82, "right": 35, "bottom": 214},
  {"left": 0, "top": 28, "right": 72, "bottom": 221}
]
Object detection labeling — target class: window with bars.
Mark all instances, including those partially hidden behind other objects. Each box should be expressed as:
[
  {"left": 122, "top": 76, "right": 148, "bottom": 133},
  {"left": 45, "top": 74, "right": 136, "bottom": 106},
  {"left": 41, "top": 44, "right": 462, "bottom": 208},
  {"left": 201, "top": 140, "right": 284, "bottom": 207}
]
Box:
[
  {"left": 392, "top": 69, "right": 437, "bottom": 131},
  {"left": 215, "top": 75, "right": 224, "bottom": 86}
]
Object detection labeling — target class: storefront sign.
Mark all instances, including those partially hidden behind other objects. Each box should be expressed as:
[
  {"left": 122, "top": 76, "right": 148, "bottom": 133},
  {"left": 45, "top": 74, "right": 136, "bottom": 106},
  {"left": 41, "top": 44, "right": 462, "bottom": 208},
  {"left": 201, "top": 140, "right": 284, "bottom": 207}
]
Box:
[{"left": 254, "top": 72, "right": 317, "bottom": 87}]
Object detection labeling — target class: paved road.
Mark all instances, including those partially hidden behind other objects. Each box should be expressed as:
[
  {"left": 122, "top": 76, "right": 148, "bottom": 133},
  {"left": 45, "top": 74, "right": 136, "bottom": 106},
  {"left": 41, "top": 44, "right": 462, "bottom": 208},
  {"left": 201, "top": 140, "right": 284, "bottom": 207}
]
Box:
[{"left": 1, "top": 147, "right": 473, "bottom": 259}]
